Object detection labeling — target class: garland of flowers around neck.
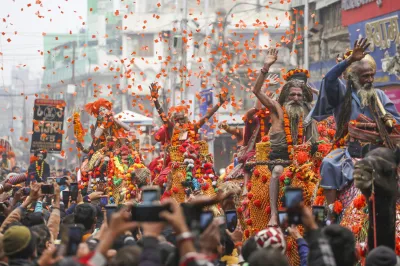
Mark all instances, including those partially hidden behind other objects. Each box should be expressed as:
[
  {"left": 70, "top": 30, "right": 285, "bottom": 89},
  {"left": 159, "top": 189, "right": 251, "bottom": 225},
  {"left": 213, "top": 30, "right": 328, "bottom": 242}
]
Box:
[
  {"left": 256, "top": 108, "right": 270, "bottom": 138},
  {"left": 36, "top": 161, "right": 44, "bottom": 178},
  {"left": 282, "top": 107, "right": 303, "bottom": 160},
  {"left": 171, "top": 122, "right": 196, "bottom": 147}
]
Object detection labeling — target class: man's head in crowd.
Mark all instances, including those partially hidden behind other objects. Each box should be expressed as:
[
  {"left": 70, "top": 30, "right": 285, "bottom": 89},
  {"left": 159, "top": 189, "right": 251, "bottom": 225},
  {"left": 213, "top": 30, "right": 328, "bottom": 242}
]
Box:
[
  {"left": 366, "top": 246, "right": 398, "bottom": 266},
  {"left": 3, "top": 226, "right": 37, "bottom": 260},
  {"left": 322, "top": 224, "right": 357, "bottom": 266},
  {"left": 31, "top": 224, "right": 51, "bottom": 257},
  {"left": 248, "top": 248, "right": 289, "bottom": 266},
  {"left": 56, "top": 169, "right": 63, "bottom": 177},
  {"left": 11, "top": 166, "right": 20, "bottom": 173},
  {"left": 74, "top": 203, "right": 97, "bottom": 235},
  {"left": 109, "top": 246, "right": 142, "bottom": 266}
]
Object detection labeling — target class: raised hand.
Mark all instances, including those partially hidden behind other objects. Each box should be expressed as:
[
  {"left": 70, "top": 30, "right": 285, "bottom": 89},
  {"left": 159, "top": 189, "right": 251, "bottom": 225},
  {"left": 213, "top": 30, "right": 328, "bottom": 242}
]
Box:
[
  {"left": 218, "top": 121, "right": 228, "bottom": 130},
  {"left": 219, "top": 92, "right": 229, "bottom": 104},
  {"left": 266, "top": 74, "right": 280, "bottom": 86},
  {"left": 349, "top": 38, "right": 370, "bottom": 63},
  {"left": 264, "top": 48, "right": 279, "bottom": 68},
  {"left": 149, "top": 82, "right": 159, "bottom": 99}
]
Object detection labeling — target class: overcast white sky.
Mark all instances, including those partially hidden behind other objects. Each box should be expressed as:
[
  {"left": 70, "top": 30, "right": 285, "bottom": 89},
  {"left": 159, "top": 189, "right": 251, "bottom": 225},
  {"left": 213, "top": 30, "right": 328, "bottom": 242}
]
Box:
[{"left": 0, "top": 0, "right": 87, "bottom": 85}]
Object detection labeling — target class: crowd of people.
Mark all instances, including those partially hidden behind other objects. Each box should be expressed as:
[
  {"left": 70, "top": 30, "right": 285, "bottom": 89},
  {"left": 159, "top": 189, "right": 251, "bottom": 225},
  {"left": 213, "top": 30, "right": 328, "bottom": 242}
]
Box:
[{"left": 0, "top": 38, "right": 398, "bottom": 266}]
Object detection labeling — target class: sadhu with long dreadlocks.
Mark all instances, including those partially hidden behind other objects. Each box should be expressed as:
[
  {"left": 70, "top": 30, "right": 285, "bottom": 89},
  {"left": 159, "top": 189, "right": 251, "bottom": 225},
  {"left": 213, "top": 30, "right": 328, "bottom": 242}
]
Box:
[
  {"left": 252, "top": 48, "right": 318, "bottom": 226},
  {"left": 150, "top": 82, "right": 228, "bottom": 201},
  {"left": 311, "top": 38, "right": 400, "bottom": 219}
]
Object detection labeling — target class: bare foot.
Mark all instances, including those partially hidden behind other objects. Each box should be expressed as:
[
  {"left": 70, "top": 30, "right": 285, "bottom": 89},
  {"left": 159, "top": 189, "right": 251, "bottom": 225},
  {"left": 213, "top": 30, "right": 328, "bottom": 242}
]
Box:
[{"left": 268, "top": 215, "right": 278, "bottom": 227}]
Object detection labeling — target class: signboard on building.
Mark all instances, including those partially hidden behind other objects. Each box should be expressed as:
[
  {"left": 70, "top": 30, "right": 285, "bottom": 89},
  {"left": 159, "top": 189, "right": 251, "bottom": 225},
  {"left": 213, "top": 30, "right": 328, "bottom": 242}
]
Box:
[
  {"left": 30, "top": 99, "right": 66, "bottom": 153},
  {"left": 384, "top": 87, "right": 400, "bottom": 111},
  {"left": 347, "top": 10, "right": 400, "bottom": 87},
  {"left": 199, "top": 88, "right": 214, "bottom": 137},
  {"left": 342, "top": 0, "right": 400, "bottom": 26}
]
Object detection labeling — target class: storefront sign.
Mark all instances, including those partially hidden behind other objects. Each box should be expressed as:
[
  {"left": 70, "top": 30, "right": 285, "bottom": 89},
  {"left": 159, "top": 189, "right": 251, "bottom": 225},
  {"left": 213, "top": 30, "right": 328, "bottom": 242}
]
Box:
[
  {"left": 341, "top": 0, "right": 400, "bottom": 26},
  {"left": 30, "top": 99, "right": 66, "bottom": 153},
  {"left": 384, "top": 88, "right": 400, "bottom": 111},
  {"left": 348, "top": 11, "right": 400, "bottom": 87}
]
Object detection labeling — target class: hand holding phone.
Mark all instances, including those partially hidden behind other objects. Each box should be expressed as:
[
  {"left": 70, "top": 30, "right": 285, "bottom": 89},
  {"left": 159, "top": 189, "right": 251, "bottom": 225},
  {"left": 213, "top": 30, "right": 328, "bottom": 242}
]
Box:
[
  {"left": 312, "top": 206, "right": 326, "bottom": 227},
  {"left": 131, "top": 204, "right": 172, "bottom": 222},
  {"left": 100, "top": 196, "right": 108, "bottom": 207},
  {"left": 70, "top": 183, "right": 78, "bottom": 201},
  {"left": 200, "top": 211, "right": 214, "bottom": 232},
  {"left": 141, "top": 186, "right": 160, "bottom": 205},
  {"left": 225, "top": 210, "right": 238, "bottom": 233},
  {"left": 41, "top": 184, "right": 54, "bottom": 195},
  {"left": 105, "top": 204, "right": 117, "bottom": 224},
  {"left": 285, "top": 187, "right": 303, "bottom": 225}
]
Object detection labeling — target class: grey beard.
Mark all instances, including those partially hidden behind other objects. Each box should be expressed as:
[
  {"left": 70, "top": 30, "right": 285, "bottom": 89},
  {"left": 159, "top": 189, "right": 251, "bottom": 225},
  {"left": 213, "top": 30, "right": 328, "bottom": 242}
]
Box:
[
  {"left": 351, "top": 76, "right": 375, "bottom": 108},
  {"left": 357, "top": 87, "right": 376, "bottom": 108},
  {"left": 284, "top": 101, "right": 305, "bottom": 145}
]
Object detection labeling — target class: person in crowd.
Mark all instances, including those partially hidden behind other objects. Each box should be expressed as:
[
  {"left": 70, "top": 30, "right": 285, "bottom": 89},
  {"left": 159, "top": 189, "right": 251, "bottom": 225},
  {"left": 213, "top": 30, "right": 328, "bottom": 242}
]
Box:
[
  {"left": 366, "top": 246, "right": 398, "bottom": 266},
  {"left": 27, "top": 150, "right": 50, "bottom": 184},
  {"left": 74, "top": 203, "right": 97, "bottom": 242},
  {"left": 11, "top": 166, "right": 20, "bottom": 174},
  {"left": 3, "top": 225, "right": 37, "bottom": 266}
]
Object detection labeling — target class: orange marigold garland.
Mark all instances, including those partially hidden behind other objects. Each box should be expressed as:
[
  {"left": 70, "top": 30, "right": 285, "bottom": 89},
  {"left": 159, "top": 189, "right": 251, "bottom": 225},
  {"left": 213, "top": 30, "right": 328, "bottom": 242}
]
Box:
[
  {"left": 73, "top": 111, "right": 86, "bottom": 143},
  {"left": 353, "top": 194, "right": 367, "bottom": 210},
  {"left": 256, "top": 108, "right": 270, "bottom": 138},
  {"left": 283, "top": 69, "right": 310, "bottom": 81},
  {"left": 36, "top": 161, "right": 44, "bottom": 178},
  {"left": 171, "top": 122, "right": 196, "bottom": 146},
  {"left": 314, "top": 195, "right": 325, "bottom": 206},
  {"left": 333, "top": 200, "right": 343, "bottom": 215},
  {"left": 282, "top": 107, "right": 303, "bottom": 159}
]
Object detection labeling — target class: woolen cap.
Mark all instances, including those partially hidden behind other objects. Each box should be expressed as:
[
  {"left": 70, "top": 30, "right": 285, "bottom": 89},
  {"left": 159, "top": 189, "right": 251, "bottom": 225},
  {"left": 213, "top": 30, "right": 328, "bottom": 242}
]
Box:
[
  {"left": 3, "top": 226, "right": 32, "bottom": 256},
  {"left": 366, "top": 246, "right": 397, "bottom": 266}
]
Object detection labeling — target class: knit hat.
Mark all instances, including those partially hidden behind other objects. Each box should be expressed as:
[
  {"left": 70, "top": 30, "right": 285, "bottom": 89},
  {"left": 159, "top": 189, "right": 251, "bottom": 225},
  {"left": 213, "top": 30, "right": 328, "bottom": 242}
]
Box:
[
  {"left": 254, "top": 227, "right": 286, "bottom": 254},
  {"left": 366, "top": 246, "right": 397, "bottom": 266},
  {"left": 3, "top": 226, "right": 32, "bottom": 256}
]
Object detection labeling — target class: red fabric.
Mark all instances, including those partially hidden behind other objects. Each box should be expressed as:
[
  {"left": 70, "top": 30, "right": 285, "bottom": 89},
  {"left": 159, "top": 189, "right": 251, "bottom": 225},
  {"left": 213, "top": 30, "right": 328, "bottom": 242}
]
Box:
[{"left": 154, "top": 125, "right": 170, "bottom": 145}]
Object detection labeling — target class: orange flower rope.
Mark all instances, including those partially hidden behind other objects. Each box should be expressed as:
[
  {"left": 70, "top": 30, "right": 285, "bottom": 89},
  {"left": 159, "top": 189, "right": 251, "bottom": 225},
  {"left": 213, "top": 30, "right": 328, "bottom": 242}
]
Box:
[
  {"left": 73, "top": 111, "right": 85, "bottom": 143},
  {"left": 256, "top": 108, "right": 269, "bottom": 138},
  {"left": 282, "top": 107, "right": 303, "bottom": 159},
  {"left": 36, "top": 161, "right": 44, "bottom": 178},
  {"left": 171, "top": 122, "right": 196, "bottom": 146}
]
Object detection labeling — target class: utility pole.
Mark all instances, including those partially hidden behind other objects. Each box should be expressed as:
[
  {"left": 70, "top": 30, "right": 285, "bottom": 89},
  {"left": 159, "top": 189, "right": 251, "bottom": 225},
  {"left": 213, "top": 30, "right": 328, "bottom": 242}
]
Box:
[
  {"left": 180, "top": 0, "right": 188, "bottom": 101},
  {"left": 304, "top": 0, "right": 309, "bottom": 69}
]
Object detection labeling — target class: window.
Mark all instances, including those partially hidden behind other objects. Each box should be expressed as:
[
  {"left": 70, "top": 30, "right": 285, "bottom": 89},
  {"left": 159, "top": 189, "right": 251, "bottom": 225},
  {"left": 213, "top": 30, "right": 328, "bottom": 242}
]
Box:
[{"left": 127, "top": 34, "right": 155, "bottom": 57}]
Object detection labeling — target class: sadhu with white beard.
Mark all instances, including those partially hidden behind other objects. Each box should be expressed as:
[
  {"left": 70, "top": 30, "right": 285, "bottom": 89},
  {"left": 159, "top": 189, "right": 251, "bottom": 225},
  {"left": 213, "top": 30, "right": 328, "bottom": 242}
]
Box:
[
  {"left": 252, "top": 48, "right": 317, "bottom": 226},
  {"left": 310, "top": 38, "right": 400, "bottom": 218}
]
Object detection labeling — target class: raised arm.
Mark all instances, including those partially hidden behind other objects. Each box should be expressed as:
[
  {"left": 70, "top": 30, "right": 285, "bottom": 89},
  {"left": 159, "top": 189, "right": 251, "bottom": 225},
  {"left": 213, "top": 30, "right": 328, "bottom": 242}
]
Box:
[
  {"left": 252, "top": 48, "right": 280, "bottom": 114},
  {"left": 255, "top": 74, "right": 280, "bottom": 109},
  {"left": 149, "top": 83, "right": 170, "bottom": 125},
  {"left": 312, "top": 38, "right": 371, "bottom": 121},
  {"left": 218, "top": 122, "right": 243, "bottom": 143},
  {"left": 197, "top": 92, "right": 228, "bottom": 129}
]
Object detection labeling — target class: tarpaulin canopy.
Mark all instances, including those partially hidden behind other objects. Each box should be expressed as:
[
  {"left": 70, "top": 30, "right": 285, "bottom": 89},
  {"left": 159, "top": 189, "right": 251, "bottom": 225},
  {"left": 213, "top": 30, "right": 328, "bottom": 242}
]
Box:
[{"left": 114, "top": 110, "right": 153, "bottom": 126}]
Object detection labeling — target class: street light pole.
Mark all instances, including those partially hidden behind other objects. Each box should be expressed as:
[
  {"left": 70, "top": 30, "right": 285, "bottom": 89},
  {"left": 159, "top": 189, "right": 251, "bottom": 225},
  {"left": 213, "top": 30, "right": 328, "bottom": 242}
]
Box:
[{"left": 304, "top": 0, "right": 309, "bottom": 69}]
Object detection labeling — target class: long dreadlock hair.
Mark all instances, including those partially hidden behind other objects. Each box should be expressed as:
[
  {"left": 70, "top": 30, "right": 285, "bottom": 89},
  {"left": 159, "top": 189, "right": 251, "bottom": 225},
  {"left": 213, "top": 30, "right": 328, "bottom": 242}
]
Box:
[{"left": 334, "top": 79, "right": 354, "bottom": 141}]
